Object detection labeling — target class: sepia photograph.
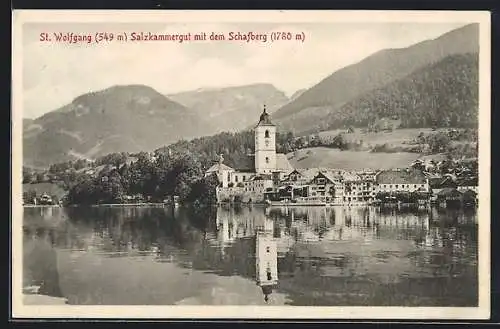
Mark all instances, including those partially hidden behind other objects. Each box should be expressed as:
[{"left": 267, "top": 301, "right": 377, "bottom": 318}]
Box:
[{"left": 11, "top": 10, "right": 491, "bottom": 319}]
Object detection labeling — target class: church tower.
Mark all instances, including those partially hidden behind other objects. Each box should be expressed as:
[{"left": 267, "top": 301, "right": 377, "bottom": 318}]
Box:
[
  {"left": 255, "top": 229, "right": 278, "bottom": 303},
  {"left": 255, "top": 105, "right": 277, "bottom": 174}
]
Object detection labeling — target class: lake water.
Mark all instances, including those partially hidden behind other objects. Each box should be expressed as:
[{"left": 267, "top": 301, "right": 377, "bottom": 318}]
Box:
[{"left": 22, "top": 205, "right": 478, "bottom": 306}]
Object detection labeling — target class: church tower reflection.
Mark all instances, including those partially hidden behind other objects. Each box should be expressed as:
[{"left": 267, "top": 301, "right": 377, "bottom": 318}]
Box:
[{"left": 255, "top": 216, "right": 278, "bottom": 303}]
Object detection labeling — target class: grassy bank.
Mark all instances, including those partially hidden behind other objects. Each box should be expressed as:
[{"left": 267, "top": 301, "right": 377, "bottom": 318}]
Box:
[{"left": 287, "top": 147, "right": 423, "bottom": 170}]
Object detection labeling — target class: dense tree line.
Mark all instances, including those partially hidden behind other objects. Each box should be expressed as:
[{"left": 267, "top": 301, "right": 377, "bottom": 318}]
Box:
[
  {"left": 65, "top": 150, "right": 219, "bottom": 205},
  {"left": 156, "top": 131, "right": 255, "bottom": 170}
]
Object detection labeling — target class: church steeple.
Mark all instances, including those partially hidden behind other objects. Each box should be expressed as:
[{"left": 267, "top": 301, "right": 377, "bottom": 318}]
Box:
[
  {"left": 257, "top": 104, "right": 274, "bottom": 126},
  {"left": 254, "top": 105, "right": 277, "bottom": 174}
]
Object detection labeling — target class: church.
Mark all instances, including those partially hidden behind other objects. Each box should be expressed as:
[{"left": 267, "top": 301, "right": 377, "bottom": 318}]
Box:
[{"left": 205, "top": 106, "right": 294, "bottom": 202}]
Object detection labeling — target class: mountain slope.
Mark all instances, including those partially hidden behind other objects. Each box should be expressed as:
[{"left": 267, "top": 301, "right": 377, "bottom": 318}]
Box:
[
  {"left": 168, "top": 83, "right": 289, "bottom": 133},
  {"left": 289, "top": 89, "right": 306, "bottom": 102},
  {"left": 317, "top": 53, "right": 478, "bottom": 131},
  {"left": 273, "top": 23, "right": 479, "bottom": 133},
  {"left": 23, "top": 85, "right": 210, "bottom": 167}
]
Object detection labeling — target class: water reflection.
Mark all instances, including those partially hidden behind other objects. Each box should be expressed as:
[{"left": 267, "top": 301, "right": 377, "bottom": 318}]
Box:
[{"left": 23, "top": 205, "right": 478, "bottom": 306}]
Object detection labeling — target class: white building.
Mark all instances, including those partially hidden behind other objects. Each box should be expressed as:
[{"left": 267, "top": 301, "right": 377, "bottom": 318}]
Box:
[
  {"left": 205, "top": 106, "right": 294, "bottom": 202},
  {"left": 205, "top": 158, "right": 235, "bottom": 188},
  {"left": 375, "top": 169, "right": 429, "bottom": 194}
]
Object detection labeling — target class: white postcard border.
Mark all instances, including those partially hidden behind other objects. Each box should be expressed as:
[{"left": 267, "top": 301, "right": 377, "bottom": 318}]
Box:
[{"left": 11, "top": 9, "right": 491, "bottom": 320}]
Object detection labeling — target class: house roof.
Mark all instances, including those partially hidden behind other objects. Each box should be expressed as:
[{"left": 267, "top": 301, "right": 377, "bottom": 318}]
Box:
[
  {"left": 206, "top": 163, "right": 235, "bottom": 173},
  {"left": 283, "top": 168, "right": 344, "bottom": 184},
  {"left": 456, "top": 177, "right": 478, "bottom": 186},
  {"left": 296, "top": 168, "right": 323, "bottom": 181},
  {"left": 321, "top": 171, "right": 343, "bottom": 183},
  {"left": 376, "top": 169, "right": 427, "bottom": 185},
  {"left": 437, "top": 187, "right": 462, "bottom": 197},
  {"left": 428, "top": 176, "right": 457, "bottom": 189},
  {"left": 342, "top": 171, "right": 361, "bottom": 182}
]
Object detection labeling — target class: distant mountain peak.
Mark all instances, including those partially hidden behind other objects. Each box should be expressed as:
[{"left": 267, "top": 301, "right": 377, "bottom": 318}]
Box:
[
  {"left": 179, "top": 82, "right": 279, "bottom": 95},
  {"left": 23, "top": 84, "right": 211, "bottom": 168},
  {"left": 168, "top": 83, "right": 289, "bottom": 133}
]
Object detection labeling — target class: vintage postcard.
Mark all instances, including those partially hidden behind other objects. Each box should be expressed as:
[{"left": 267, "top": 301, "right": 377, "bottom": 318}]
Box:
[{"left": 11, "top": 10, "right": 491, "bottom": 319}]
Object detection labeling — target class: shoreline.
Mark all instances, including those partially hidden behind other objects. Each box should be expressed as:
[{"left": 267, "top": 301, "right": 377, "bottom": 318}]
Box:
[{"left": 22, "top": 200, "right": 474, "bottom": 209}]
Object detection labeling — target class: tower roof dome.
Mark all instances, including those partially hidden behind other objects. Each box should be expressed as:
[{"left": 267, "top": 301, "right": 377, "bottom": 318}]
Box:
[
  {"left": 257, "top": 105, "right": 275, "bottom": 126},
  {"left": 261, "top": 284, "right": 273, "bottom": 303}
]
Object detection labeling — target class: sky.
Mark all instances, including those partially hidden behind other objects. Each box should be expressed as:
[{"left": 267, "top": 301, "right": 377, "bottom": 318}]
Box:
[{"left": 22, "top": 22, "right": 468, "bottom": 119}]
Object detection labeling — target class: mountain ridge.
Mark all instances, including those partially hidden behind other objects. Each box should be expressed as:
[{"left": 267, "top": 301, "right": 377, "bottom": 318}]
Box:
[
  {"left": 272, "top": 23, "right": 479, "bottom": 132},
  {"left": 168, "top": 83, "right": 289, "bottom": 133},
  {"left": 23, "top": 84, "right": 211, "bottom": 168}
]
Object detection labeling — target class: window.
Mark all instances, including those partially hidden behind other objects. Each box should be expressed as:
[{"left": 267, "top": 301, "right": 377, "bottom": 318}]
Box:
[
  {"left": 395, "top": 184, "right": 398, "bottom": 188},
  {"left": 266, "top": 246, "right": 270, "bottom": 253},
  {"left": 265, "top": 130, "right": 270, "bottom": 138},
  {"left": 265, "top": 157, "right": 269, "bottom": 164},
  {"left": 227, "top": 173, "right": 230, "bottom": 182},
  {"left": 243, "top": 175, "right": 246, "bottom": 181},
  {"left": 235, "top": 176, "right": 238, "bottom": 182}
]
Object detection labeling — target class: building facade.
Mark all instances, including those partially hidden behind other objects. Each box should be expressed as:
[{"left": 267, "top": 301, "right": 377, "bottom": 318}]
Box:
[
  {"left": 375, "top": 169, "right": 429, "bottom": 194},
  {"left": 206, "top": 106, "right": 294, "bottom": 203}
]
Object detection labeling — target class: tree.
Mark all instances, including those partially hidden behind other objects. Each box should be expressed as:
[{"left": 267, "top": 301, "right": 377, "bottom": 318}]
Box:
[
  {"left": 187, "top": 174, "right": 219, "bottom": 205},
  {"left": 35, "top": 172, "right": 46, "bottom": 183},
  {"left": 22, "top": 167, "right": 34, "bottom": 184},
  {"left": 427, "top": 132, "right": 451, "bottom": 153},
  {"left": 96, "top": 152, "right": 128, "bottom": 167},
  {"left": 332, "top": 133, "right": 348, "bottom": 150},
  {"left": 100, "top": 171, "right": 125, "bottom": 203},
  {"left": 67, "top": 174, "right": 99, "bottom": 205}
]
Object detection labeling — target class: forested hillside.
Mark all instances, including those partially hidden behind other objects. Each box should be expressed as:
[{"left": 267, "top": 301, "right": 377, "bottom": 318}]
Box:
[
  {"left": 316, "top": 53, "right": 478, "bottom": 132},
  {"left": 273, "top": 23, "right": 479, "bottom": 133}
]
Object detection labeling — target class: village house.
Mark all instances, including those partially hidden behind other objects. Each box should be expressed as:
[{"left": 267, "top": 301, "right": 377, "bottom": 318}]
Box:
[
  {"left": 205, "top": 159, "right": 236, "bottom": 188},
  {"left": 375, "top": 168, "right": 429, "bottom": 194},
  {"left": 428, "top": 175, "right": 457, "bottom": 196},
  {"left": 308, "top": 170, "right": 344, "bottom": 204},
  {"left": 280, "top": 168, "right": 317, "bottom": 186},
  {"left": 274, "top": 168, "right": 344, "bottom": 204},
  {"left": 456, "top": 177, "right": 479, "bottom": 194},
  {"left": 342, "top": 171, "right": 375, "bottom": 204},
  {"left": 243, "top": 175, "right": 274, "bottom": 196}
]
